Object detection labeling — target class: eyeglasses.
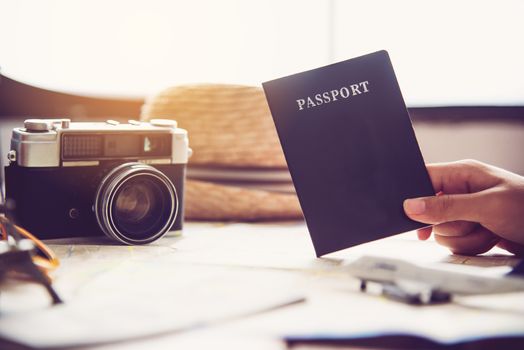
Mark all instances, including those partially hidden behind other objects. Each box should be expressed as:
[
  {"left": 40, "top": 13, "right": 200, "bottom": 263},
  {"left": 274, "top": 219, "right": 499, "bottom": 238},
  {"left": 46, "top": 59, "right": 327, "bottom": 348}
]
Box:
[{"left": 0, "top": 201, "right": 62, "bottom": 305}]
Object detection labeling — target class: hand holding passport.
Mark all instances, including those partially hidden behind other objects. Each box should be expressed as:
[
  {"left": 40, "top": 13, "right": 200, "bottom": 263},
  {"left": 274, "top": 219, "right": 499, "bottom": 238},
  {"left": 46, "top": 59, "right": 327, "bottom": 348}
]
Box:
[{"left": 263, "top": 50, "right": 434, "bottom": 256}]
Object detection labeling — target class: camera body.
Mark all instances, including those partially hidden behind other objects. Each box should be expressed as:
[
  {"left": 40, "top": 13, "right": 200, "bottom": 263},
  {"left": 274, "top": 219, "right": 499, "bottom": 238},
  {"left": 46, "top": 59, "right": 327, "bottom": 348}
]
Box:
[{"left": 5, "top": 118, "right": 190, "bottom": 245}]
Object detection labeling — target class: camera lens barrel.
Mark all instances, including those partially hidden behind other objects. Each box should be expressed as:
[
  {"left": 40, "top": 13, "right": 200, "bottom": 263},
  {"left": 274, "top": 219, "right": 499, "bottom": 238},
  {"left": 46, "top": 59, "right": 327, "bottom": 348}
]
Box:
[{"left": 94, "top": 162, "right": 178, "bottom": 245}]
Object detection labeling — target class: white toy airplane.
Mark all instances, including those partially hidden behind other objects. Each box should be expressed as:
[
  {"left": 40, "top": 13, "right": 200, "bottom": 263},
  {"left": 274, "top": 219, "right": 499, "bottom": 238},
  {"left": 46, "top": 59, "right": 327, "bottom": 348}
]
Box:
[{"left": 346, "top": 256, "right": 524, "bottom": 304}]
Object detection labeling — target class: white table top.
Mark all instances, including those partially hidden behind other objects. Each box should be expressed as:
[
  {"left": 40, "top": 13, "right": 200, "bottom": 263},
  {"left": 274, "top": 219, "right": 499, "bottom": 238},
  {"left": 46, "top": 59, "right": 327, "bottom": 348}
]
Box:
[{"left": 1, "top": 221, "right": 523, "bottom": 349}]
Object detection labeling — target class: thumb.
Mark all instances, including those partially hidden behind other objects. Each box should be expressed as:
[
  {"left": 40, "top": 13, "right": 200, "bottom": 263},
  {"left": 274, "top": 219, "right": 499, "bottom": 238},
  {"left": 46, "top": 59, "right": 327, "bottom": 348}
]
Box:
[{"left": 403, "top": 193, "right": 481, "bottom": 225}]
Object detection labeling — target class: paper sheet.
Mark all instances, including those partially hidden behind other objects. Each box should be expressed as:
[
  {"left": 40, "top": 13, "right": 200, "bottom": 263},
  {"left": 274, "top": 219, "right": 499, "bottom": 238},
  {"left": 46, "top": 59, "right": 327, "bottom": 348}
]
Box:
[{"left": 0, "top": 261, "right": 304, "bottom": 348}]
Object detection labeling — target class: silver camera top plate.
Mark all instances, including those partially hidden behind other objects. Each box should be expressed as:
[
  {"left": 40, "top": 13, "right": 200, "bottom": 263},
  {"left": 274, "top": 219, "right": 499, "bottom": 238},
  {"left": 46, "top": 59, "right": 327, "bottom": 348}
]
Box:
[{"left": 9, "top": 119, "right": 190, "bottom": 167}]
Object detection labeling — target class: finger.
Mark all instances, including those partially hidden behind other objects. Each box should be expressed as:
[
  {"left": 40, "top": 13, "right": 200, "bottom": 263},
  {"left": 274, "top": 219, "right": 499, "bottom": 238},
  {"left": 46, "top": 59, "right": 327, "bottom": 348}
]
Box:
[
  {"left": 434, "top": 226, "right": 499, "bottom": 256},
  {"left": 417, "top": 227, "right": 432, "bottom": 240},
  {"left": 426, "top": 160, "right": 502, "bottom": 194},
  {"left": 497, "top": 239, "right": 524, "bottom": 257},
  {"left": 404, "top": 193, "right": 482, "bottom": 225},
  {"left": 432, "top": 220, "right": 477, "bottom": 237}
]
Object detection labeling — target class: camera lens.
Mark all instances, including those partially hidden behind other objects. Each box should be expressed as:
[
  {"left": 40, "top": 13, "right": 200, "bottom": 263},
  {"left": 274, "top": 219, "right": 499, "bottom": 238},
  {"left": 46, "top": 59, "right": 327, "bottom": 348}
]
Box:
[{"left": 95, "top": 163, "right": 178, "bottom": 244}]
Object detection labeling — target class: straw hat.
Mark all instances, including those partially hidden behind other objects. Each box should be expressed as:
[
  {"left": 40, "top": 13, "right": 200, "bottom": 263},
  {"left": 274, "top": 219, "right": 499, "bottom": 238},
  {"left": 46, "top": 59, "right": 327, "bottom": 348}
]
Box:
[
  {"left": 141, "top": 84, "right": 303, "bottom": 221},
  {"left": 141, "top": 84, "right": 286, "bottom": 168}
]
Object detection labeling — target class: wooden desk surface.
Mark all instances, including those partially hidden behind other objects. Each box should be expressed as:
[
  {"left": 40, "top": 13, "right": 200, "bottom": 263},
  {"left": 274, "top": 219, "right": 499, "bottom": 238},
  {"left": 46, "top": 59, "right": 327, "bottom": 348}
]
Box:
[{"left": 1, "top": 222, "right": 523, "bottom": 349}]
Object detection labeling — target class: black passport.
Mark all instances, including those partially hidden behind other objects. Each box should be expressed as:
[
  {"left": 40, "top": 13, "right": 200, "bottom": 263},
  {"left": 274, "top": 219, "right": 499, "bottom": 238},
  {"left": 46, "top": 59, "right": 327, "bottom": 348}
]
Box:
[{"left": 262, "top": 50, "right": 434, "bottom": 256}]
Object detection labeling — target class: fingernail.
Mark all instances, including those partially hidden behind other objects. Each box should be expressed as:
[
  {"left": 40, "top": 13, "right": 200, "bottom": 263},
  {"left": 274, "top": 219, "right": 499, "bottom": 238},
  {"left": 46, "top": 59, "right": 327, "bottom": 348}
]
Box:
[{"left": 404, "top": 198, "right": 426, "bottom": 215}]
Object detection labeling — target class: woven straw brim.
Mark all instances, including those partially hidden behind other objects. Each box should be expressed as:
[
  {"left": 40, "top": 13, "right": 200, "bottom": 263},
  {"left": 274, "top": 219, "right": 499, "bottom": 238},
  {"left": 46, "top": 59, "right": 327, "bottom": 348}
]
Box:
[{"left": 185, "top": 179, "right": 302, "bottom": 221}]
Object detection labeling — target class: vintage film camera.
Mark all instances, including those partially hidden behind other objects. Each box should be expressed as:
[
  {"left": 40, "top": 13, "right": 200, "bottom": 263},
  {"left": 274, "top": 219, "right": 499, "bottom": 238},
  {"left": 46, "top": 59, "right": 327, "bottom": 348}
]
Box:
[{"left": 4, "top": 118, "right": 190, "bottom": 245}]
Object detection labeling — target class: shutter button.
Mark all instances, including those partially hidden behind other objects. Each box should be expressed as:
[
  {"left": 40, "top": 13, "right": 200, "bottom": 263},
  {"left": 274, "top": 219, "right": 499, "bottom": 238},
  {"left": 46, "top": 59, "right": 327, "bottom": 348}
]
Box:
[{"left": 150, "top": 119, "right": 177, "bottom": 128}]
